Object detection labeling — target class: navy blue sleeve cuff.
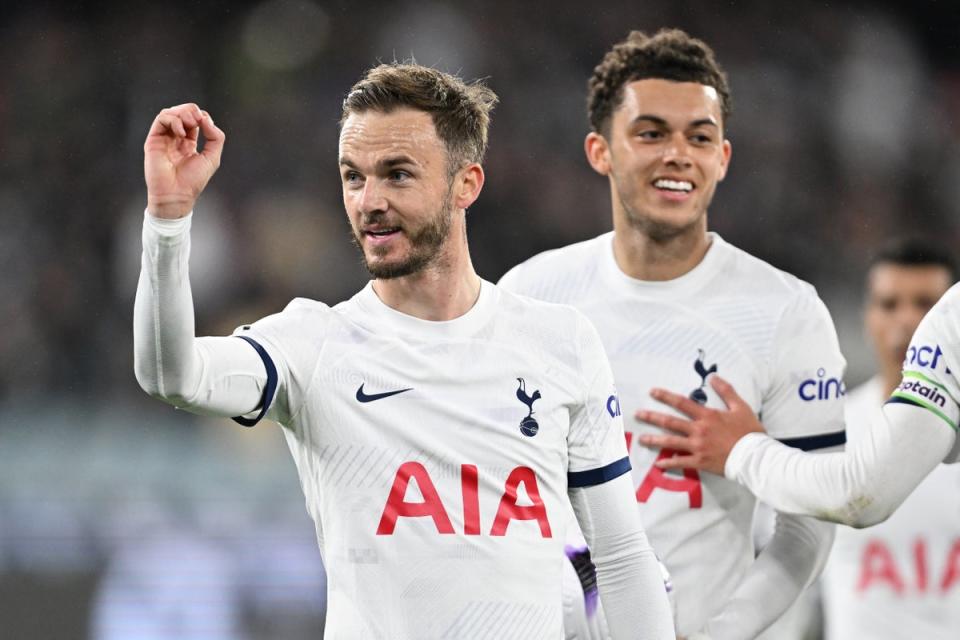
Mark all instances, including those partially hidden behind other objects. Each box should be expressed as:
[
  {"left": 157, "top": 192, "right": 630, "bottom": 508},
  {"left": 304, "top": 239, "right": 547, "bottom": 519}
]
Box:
[
  {"left": 885, "top": 396, "right": 923, "bottom": 409},
  {"left": 568, "top": 456, "right": 632, "bottom": 488},
  {"left": 777, "top": 430, "right": 846, "bottom": 451},
  {"left": 231, "top": 335, "right": 278, "bottom": 428}
]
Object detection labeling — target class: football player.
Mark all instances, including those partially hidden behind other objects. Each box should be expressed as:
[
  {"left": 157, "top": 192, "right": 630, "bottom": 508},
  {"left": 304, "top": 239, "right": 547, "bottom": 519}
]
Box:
[
  {"left": 134, "top": 64, "right": 673, "bottom": 638},
  {"left": 501, "top": 29, "right": 837, "bottom": 639}
]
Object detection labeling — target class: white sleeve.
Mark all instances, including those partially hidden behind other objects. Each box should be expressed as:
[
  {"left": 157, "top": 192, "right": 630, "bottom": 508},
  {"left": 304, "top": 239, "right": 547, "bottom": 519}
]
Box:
[
  {"left": 133, "top": 211, "right": 270, "bottom": 419},
  {"left": 725, "top": 403, "right": 954, "bottom": 527},
  {"left": 702, "top": 511, "right": 833, "bottom": 638},
  {"left": 569, "top": 473, "right": 675, "bottom": 640},
  {"left": 761, "top": 289, "right": 847, "bottom": 448},
  {"left": 567, "top": 312, "right": 632, "bottom": 480},
  {"left": 725, "top": 292, "right": 960, "bottom": 527}
]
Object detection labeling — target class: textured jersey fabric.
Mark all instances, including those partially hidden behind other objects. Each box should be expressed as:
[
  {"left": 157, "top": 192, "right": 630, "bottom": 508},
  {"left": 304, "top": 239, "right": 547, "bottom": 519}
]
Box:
[
  {"left": 500, "top": 232, "right": 844, "bottom": 636},
  {"left": 134, "top": 212, "right": 667, "bottom": 640}
]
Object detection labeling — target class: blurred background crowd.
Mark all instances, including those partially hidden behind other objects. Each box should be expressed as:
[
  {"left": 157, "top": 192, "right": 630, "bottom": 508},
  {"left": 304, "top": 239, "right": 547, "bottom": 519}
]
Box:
[{"left": 1, "top": 0, "right": 959, "bottom": 637}]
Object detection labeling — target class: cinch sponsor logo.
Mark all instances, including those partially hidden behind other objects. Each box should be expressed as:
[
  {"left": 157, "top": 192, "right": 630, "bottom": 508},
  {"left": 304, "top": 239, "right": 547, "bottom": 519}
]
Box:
[
  {"left": 904, "top": 344, "right": 953, "bottom": 374},
  {"left": 607, "top": 394, "right": 621, "bottom": 418},
  {"left": 897, "top": 379, "right": 948, "bottom": 409},
  {"left": 798, "top": 368, "right": 846, "bottom": 401}
]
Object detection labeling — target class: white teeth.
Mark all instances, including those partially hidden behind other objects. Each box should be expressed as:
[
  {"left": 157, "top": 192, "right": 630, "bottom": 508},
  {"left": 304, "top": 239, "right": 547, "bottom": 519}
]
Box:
[{"left": 654, "top": 179, "right": 693, "bottom": 192}]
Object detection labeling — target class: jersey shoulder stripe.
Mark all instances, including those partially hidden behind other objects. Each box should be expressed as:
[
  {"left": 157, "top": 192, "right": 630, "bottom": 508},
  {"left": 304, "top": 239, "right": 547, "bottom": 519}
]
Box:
[
  {"left": 231, "top": 335, "right": 278, "bottom": 427},
  {"left": 777, "top": 430, "right": 846, "bottom": 451},
  {"left": 568, "top": 456, "right": 631, "bottom": 488}
]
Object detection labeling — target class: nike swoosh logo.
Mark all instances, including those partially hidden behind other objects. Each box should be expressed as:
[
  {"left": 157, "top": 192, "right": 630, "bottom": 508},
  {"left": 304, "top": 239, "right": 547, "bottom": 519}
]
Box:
[{"left": 356, "top": 383, "right": 413, "bottom": 403}]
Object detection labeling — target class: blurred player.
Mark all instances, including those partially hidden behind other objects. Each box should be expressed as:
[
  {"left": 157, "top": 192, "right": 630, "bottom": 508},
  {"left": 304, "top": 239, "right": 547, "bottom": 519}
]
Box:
[
  {"left": 133, "top": 63, "right": 674, "bottom": 639},
  {"left": 500, "top": 29, "right": 837, "bottom": 639},
  {"left": 820, "top": 240, "right": 960, "bottom": 638}
]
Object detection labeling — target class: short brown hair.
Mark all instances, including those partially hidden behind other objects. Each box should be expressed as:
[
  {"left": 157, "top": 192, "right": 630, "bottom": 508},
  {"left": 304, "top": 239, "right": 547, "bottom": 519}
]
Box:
[
  {"left": 341, "top": 63, "right": 498, "bottom": 172},
  {"left": 587, "top": 29, "right": 731, "bottom": 135}
]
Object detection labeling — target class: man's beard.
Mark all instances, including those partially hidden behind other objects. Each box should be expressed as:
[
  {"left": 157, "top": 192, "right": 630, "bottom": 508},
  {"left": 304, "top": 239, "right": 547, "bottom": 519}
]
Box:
[{"left": 352, "top": 198, "right": 454, "bottom": 279}]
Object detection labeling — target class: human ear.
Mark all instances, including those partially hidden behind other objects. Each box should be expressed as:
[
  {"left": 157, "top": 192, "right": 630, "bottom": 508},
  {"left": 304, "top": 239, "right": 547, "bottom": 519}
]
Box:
[
  {"left": 454, "top": 163, "right": 485, "bottom": 209},
  {"left": 584, "top": 132, "right": 612, "bottom": 176}
]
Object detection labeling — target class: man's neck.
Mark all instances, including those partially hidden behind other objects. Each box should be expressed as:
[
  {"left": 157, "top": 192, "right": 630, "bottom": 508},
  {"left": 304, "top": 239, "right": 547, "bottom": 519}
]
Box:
[
  {"left": 611, "top": 219, "right": 712, "bottom": 282},
  {"left": 372, "top": 236, "right": 481, "bottom": 321}
]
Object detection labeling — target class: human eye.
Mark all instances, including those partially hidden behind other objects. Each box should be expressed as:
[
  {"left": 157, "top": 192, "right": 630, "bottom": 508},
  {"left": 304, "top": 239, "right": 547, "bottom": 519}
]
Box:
[
  {"left": 343, "top": 170, "right": 363, "bottom": 187},
  {"left": 636, "top": 129, "right": 662, "bottom": 140},
  {"left": 690, "top": 132, "right": 714, "bottom": 145},
  {"left": 877, "top": 297, "right": 898, "bottom": 313},
  {"left": 389, "top": 169, "right": 412, "bottom": 183}
]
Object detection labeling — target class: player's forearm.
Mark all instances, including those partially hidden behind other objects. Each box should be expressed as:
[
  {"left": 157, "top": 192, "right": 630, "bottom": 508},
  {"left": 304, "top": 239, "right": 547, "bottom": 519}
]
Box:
[
  {"left": 571, "top": 475, "right": 675, "bottom": 639},
  {"left": 725, "top": 404, "right": 953, "bottom": 527},
  {"left": 133, "top": 211, "right": 264, "bottom": 416},
  {"left": 702, "top": 512, "right": 832, "bottom": 639},
  {"left": 134, "top": 211, "right": 200, "bottom": 402}
]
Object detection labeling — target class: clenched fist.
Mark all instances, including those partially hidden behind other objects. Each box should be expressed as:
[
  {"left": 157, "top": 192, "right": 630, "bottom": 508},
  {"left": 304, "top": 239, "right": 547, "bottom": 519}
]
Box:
[{"left": 144, "top": 103, "right": 225, "bottom": 219}]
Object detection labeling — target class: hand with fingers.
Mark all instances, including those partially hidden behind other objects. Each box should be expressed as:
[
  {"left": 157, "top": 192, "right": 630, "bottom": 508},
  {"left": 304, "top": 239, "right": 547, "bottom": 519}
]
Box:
[
  {"left": 144, "top": 103, "right": 226, "bottom": 219},
  {"left": 634, "top": 375, "right": 765, "bottom": 476}
]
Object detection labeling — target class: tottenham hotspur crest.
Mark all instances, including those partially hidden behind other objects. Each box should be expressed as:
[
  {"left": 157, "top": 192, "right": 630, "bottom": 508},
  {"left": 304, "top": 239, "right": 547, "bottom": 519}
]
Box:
[
  {"left": 689, "top": 349, "right": 718, "bottom": 405},
  {"left": 516, "top": 378, "right": 542, "bottom": 437}
]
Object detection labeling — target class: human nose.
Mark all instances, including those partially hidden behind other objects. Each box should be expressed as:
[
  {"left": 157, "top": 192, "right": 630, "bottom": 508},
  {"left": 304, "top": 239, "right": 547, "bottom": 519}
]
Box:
[
  {"left": 357, "top": 179, "right": 388, "bottom": 216},
  {"left": 662, "top": 132, "right": 693, "bottom": 168}
]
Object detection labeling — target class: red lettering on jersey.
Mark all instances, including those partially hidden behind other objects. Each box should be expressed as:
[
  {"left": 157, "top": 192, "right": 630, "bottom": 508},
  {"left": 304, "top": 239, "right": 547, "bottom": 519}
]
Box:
[
  {"left": 461, "top": 464, "right": 480, "bottom": 535},
  {"left": 490, "top": 466, "right": 552, "bottom": 538},
  {"left": 940, "top": 540, "right": 960, "bottom": 593},
  {"left": 376, "top": 462, "right": 455, "bottom": 535},
  {"left": 636, "top": 449, "right": 702, "bottom": 508},
  {"left": 624, "top": 431, "right": 634, "bottom": 451},
  {"left": 913, "top": 538, "right": 928, "bottom": 593},
  {"left": 856, "top": 540, "right": 904, "bottom": 594}
]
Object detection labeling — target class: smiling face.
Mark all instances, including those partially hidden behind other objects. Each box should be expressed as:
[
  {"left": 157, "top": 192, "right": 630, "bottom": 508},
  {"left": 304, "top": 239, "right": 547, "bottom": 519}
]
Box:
[
  {"left": 587, "top": 78, "right": 731, "bottom": 241},
  {"left": 339, "top": 108, "right": 459, "bottom": 279}
]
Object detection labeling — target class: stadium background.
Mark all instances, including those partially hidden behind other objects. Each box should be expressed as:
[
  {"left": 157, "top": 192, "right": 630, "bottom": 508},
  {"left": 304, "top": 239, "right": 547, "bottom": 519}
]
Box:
[{"left": 2, "top": 1, "right": 959, "bottom": 637}]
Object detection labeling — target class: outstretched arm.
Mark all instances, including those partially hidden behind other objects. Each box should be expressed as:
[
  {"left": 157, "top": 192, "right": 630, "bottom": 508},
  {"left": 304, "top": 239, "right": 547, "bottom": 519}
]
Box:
[
  {"left": 134, "top": 104, "right": 269, "bottom": 418},
  {"left": 637, "top": 376, "right": 955, "bottom": 527},
  {"left": 570, "top": 474, "right": 675, "bottom": 639}
]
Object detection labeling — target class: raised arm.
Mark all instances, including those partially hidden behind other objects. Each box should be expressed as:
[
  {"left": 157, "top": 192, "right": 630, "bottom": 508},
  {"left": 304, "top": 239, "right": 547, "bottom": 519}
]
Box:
[{"left": 134, "top": 104, "right": 268, "bottom": 418}]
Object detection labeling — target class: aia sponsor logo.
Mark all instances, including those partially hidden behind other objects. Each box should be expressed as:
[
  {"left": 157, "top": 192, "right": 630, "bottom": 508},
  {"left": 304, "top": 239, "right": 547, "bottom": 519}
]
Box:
[
  {"left": 376, "top": 462, "right": 552, "bottom": 537},
  {"left": 857, "top": 537, "right": 960, "bottom": 595},
  {"left": 798, "top": 368, "right": 846, "bottom": 401}
]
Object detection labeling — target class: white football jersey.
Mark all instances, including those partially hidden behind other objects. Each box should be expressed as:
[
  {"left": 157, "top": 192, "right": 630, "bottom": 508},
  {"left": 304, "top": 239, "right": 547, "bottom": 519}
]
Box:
[
  {"left": 500, "top": 232, "right": 846, "bottom": 635},
  {"left": 889, "top": 282, "right": 960, "bottom": 462},
  {"left": 822, "top": 377, "right": 960, "bottom": 639},
  {"left": 233, "top": 280, "right": 629, "bottom": 640}
]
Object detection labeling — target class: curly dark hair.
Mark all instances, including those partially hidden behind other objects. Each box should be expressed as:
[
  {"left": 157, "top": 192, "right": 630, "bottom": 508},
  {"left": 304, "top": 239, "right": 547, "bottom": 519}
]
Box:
[
  {"left": 341, "top": 63, "right": 498, "bottom": 173},
  {"left": 587, "top": 29, "right": 731, "bottom": 135}
]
